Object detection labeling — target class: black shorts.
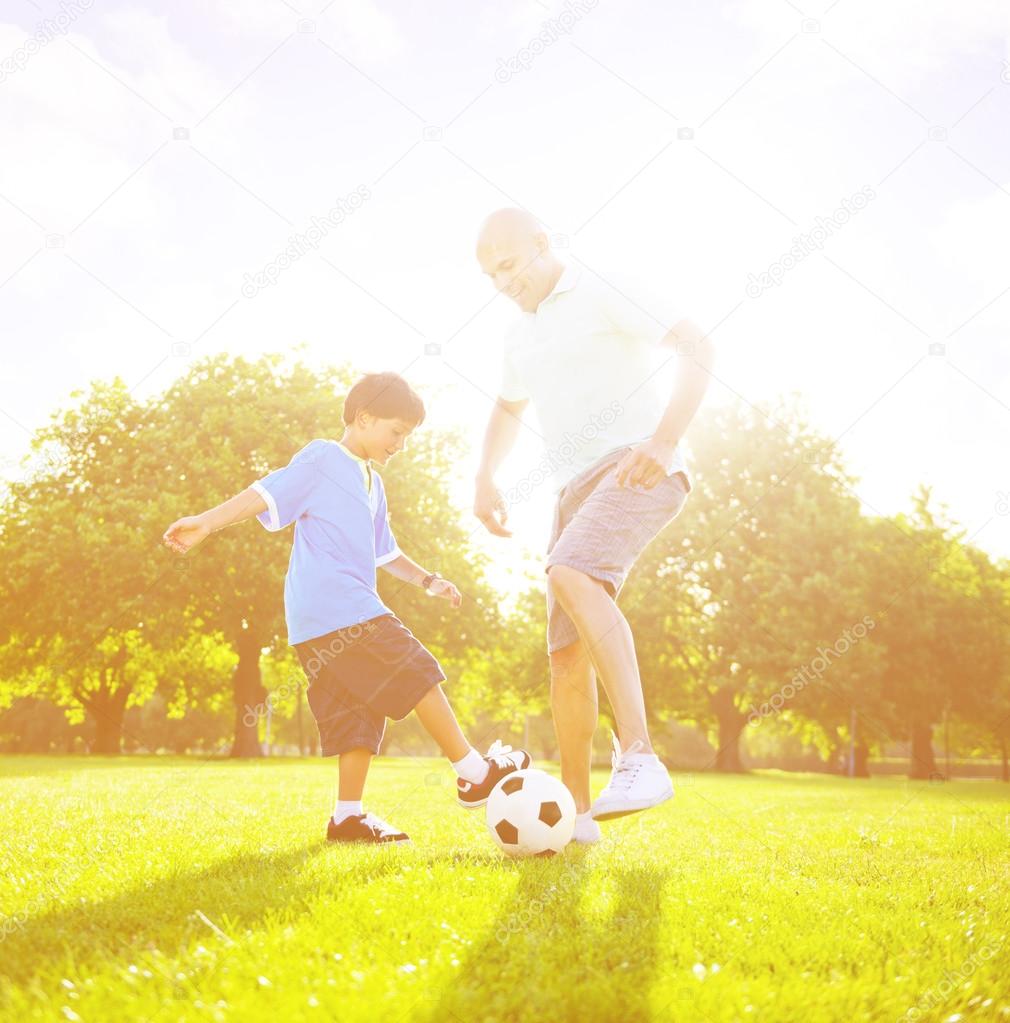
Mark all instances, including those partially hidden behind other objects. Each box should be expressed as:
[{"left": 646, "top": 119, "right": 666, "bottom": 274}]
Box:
[{"left": 294, "top": 613, "right": 446, "bottom": 756}]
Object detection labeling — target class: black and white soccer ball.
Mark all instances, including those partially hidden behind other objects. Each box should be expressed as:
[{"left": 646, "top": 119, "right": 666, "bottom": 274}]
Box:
[{"left": 485, "top": 768, "right": 576, "bottom": 856}]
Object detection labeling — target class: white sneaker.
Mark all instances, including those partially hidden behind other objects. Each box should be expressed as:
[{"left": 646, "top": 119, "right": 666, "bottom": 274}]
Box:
[
  {"left": 591, "top": 734, "right": 674, "bottom": 821},
  {"left": 571, "top": 812, "right": 602, "bottom": 845}
]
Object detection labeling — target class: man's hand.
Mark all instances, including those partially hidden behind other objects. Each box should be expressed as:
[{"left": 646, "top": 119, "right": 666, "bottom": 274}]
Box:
[
  {"left": 614, "top": 438, "right": 678, "bottom": 490},
  {"left": 163, "top": 515, "right": 211, "bottom": 553},
  {"left": 474, "top": 475, "right": 512, "bottom": 537},
  {"left": 428, "top": 577, "right": 463, "bottom": 609}
]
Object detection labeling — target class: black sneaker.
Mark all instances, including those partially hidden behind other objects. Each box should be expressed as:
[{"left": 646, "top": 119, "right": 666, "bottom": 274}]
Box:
[
  {"left": 326, "top": 812, "right": 410, "bottom": 844},
  {"left": 457, "top": 740, "right": 533, "bottom": 808}
]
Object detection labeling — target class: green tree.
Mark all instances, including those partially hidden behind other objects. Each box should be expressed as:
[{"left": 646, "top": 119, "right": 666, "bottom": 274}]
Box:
[
  {"left": 626, "top": 397, "right": 873, "bottom": 772},
  {"left": 0, "top": 379, "right": 175, "bottom": 752},
  {"left": 156, "top": 361, "right": 531, "bottom": 755},
  {"left": 867, "top": 492, "right": 1010, "bottom": 778}
]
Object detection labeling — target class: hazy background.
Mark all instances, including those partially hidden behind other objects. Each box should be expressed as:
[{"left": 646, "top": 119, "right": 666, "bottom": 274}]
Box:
[{"left": 2, "top": 0, "right": 1008, "bottom": 594}]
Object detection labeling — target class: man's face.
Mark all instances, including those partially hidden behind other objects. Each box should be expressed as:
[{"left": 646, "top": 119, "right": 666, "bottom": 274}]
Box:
[
  {"left": 477, "top": 232, "right": 554, "bottom": 313},
  {"left": 359, "top": 415, "right": 414, "bottom": 465}
]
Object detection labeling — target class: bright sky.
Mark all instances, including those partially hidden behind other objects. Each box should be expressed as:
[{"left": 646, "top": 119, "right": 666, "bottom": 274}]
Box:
[{"left": 2, "top": 0, "right": 1009, "bottom": 598}]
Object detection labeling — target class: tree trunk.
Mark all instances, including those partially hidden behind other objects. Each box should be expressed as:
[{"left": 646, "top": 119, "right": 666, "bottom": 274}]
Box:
[
  {"left": 297, "top": 687, "right": 305, "bottom": 757},
  {"left": 88, "top": 684, "right": 130, "bottom": 755},
  {"left": 852, "top": 737, "right": 871, "bottom": 778},
  {"left": 230, "top": 628, "right": 266, "bottom": 758},
  {"left": 711, "top": 685, "right": 747, "bottom": 773},
  {"left": 909, "top": 719, "right": 938, "bottom": 779}
]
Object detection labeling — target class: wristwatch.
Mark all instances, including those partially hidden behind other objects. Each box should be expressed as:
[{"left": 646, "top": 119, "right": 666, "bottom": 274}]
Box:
[{"left": 421, "top": 571, "right": 442, "bottom": 592}]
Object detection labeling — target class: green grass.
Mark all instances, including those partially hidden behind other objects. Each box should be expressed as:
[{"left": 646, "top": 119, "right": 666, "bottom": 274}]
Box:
[{"left": 2, "top": 757, "right": 1009, "bottom": 1023}]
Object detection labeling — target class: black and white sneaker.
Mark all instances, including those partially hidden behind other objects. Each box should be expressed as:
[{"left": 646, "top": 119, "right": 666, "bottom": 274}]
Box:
[
  {"left": 457, "top": 740, "right": 533, "bottom": 809},
  {"left": 326, "top": 812, "right": 410, "bottom": 844}
]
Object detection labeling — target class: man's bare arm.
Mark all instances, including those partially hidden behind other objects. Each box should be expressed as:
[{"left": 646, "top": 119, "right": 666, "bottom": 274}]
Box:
[
  {"left": 616, "top": 320, "right": 716, "bottom": 490},
  {"left": 652, "top": 319, "right": 716, "bottom": 447},
  {"left": 474, "top": 396, "right": 528, "bottom": 537}
]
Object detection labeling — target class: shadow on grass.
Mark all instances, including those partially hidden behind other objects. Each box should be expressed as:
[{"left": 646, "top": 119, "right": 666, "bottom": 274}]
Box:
[
  {"left": 417, "top": 852, "right": 669, "bottom": 1023},
  {"left": 0, "top": 755, "right": 349, "bottom": 781},
  {"left": 0, "top": 833, "right": 565, "bottom": 995},
  {"left": 0, "top": 839, "right": 413, "bottom": 989}
]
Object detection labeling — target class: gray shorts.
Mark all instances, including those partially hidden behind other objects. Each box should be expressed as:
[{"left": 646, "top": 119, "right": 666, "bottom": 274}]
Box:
[{"left": 545, "top": 445, "right": 691, "bottom": 654}]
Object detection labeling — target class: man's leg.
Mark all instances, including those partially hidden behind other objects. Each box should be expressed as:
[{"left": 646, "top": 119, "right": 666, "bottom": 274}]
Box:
[
  {"left": 547, "top": 564, "right": 652, "bottom": 754},
  {"left": 549, "top": 637, "right": 597, "bottom": 813}
]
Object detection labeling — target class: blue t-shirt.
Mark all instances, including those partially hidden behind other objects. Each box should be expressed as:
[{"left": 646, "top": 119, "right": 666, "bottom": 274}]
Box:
[{"left": 250, "top": 439, "right": 400, "bottom": 644}]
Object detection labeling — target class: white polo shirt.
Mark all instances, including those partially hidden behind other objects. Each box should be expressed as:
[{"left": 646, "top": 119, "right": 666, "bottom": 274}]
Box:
[{"left": 499, "top": 265, "right": 691, "bottom": 493}]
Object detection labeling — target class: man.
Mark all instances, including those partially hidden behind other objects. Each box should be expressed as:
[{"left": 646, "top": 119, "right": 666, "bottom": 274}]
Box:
[{"left": 473, "top": 208, "right": 714, "bottom": 845}]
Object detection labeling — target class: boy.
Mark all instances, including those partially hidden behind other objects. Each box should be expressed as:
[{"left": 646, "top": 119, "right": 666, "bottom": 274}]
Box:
[{"left": 163, "top": 371, "right": 531, "bottom": 844}]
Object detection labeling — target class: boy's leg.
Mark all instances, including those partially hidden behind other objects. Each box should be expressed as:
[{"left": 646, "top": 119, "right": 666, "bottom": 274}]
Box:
[
  {"left": 413, "top": 683, "right": 532, "bottom": 806},
  {"left": 296, "top": 627, "right": 408, "bottom": 844},
  {"left": 412, "top": 684, "right": 470, "bottom": 762},
  {"left": 338, "top": 748, "right": 372, "bottom": 801},
  {"left": 327, "top": 729, "right": 409, "bottom": 844},
  {"left": 548, "top": 637, "right": 597, "bottom": 813}
]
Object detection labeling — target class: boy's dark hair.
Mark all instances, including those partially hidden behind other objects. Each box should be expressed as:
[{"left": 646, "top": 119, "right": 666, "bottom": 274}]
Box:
[{"left": 343, "top": 372, "right": 426, "bottom": 427}]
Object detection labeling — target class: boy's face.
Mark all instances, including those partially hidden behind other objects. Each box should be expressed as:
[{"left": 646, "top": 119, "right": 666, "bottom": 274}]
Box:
[{"left": 355, "top": 413, "right": 415, "bottom": 465}]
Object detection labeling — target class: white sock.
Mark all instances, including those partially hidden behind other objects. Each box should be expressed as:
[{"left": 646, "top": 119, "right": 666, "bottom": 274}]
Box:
[
  {"left": 333, "top": 800, "right": 363, "bottom": 824},
  {"left": 452, "top": 748, "right": 489, "bottom": 784}
]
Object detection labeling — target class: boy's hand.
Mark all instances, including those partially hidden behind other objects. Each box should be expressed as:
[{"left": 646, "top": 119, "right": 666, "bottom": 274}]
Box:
[
  {"left": 428, "top": 577, "right": 462, "bottom": 609},
  {"left": 163, "top": 515, "right": 211, "bottom": 554}
]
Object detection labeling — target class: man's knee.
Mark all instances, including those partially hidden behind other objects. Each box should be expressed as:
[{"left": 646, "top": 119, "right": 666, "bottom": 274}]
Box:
[
  {"left": 550, "top": 638, "right": 584, "bottom": 672},
  {"left": 550, "top": 640, "right": 593, "bottom": 691},
  {"left": 547, "top": 563, "right": 600, "bottom": 602}
]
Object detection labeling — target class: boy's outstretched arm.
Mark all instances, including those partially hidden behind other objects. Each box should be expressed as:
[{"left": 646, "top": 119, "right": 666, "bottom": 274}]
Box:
[
  {"left": 380, "top": 552, "right": 462, "bottom": 609},
  {"left": 163, "top": 487, "right": 268, "bottom": 553}
]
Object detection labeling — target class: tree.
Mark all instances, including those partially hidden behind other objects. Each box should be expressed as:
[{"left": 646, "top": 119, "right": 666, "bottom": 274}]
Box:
[
  {"left": 626, "top": 397, "right": 873, "bottom": 772},
  {"left": 153, "top": 354, "right": 353, "bottom": 755},
  {"left": 868, "top": 494, "right": 1010, "bottom": 778},
  {"left": 0, "top": 379, "right": 173, "bottom": 752},
  {"left": 156, "top": 361, "right": 535, "bottom": 755}
]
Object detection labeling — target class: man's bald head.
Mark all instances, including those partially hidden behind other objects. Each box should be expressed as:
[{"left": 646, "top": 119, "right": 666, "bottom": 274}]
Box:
[
  {"left": 476, "top": 207, "right": 563, "bottom": 313},
  {"left": 476, "top": 207, "right": 546, "bottom": 251}
]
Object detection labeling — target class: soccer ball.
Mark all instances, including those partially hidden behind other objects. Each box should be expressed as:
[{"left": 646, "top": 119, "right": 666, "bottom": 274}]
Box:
[{"left": 485, "top": 769, "right": 576, "bottom": 856}]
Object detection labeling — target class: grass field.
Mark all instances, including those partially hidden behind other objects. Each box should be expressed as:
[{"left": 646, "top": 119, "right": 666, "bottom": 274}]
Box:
[{"left": 2, "top": 757, "right": 1009, "bottom": 1023}]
